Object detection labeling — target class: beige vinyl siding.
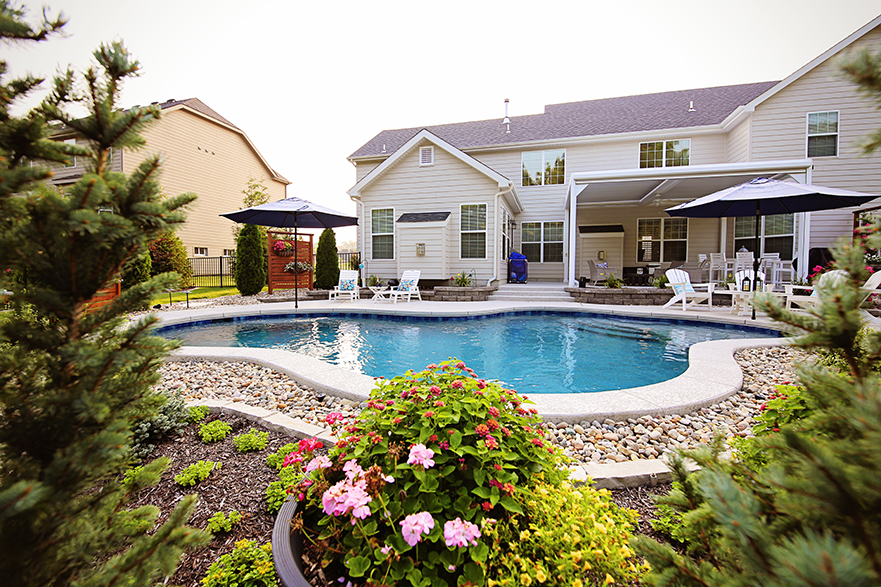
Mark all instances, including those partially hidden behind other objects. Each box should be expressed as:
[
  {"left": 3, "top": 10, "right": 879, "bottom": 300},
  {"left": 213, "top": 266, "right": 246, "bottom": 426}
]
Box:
[
  {"left": 397, "top": 220, "right": 449, "bottom": 279},
  {"left": 123, "top": 109, "right": 286, "bottom": 256},
  {"left": 750, "top": 25, "right": 881, "bottom": 254},
  {"left": 726, "top": 118, "right": 751, "bottom": 162},
  {"left": 359, "top": 140, "right": 498, "bottom": 282}
]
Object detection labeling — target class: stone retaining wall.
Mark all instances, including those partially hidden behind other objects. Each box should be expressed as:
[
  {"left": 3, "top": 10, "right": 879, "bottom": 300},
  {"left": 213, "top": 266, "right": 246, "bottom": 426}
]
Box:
[
  {"left": 565, "top": 286, "right": 674, "bottom": 305},
  {"left": 432, "top": 285, "right": 496, "bottom": 302}
]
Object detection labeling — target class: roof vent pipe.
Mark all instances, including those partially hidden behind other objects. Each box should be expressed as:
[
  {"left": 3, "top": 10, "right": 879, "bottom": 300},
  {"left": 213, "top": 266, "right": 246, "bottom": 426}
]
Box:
[
  {"left": 502, "top": 98, "right": 511, "bottom": 133},
  {"left": 688, "top": 100, "right": 696, "bottom": 112}
]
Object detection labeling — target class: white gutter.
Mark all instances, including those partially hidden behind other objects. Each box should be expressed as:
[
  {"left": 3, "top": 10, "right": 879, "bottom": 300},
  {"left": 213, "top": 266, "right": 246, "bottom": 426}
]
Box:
[{"left": 491, "top": 182, "right": 515, "bottom": 286}]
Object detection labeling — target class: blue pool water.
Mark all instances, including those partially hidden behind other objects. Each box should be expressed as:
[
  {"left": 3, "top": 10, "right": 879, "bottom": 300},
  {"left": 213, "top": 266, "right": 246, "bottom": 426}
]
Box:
[{"left": 157, "top": 312, "right": 778, "bottom": 394}]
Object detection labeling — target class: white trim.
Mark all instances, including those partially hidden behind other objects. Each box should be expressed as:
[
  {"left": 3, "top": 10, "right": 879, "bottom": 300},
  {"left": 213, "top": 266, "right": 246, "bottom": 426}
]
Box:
[
  {"left": 193, "top": 247, "right": 208, "bottom": 257},
  {"left": 370, "top": 207, "right": 395, "bottom": 261},
  {"left": 64, "top": 138, "right": 77, "bottom": 168},
  {"left": 805, "top": 110, "right": 840, "bottom": 158},
  {"left": 459, "top": 202, "right": 487, "bottom": 260},
  {"left": 520, "top": 148, "right": 566, "bottom": 187}
]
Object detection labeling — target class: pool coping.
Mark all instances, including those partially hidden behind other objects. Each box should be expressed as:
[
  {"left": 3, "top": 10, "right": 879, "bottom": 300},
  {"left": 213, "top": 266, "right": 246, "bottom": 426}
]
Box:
[{"left": 155, "top": 298, "right": 788, "bottom": 488}]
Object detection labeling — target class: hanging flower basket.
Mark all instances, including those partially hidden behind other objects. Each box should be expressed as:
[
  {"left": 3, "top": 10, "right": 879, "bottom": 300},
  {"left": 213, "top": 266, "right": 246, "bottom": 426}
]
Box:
[
  {"left": 273, "top": 240, "right": 296, "bottom": 256},
  {"left": 283, "top": 261, "right": 313, "bottom": 274}
]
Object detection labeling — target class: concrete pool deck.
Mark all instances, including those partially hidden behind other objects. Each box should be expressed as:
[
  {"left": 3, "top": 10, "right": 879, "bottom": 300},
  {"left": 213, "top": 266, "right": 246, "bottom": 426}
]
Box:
[{"left": 155, "top": 295, "right": 789, "bottom": 488}]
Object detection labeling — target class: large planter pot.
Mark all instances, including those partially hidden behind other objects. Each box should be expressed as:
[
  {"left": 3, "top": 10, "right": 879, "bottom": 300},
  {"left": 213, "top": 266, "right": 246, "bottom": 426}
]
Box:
[
  {"left": 272, "top": 497, "right": 312, "bottom": 587},
  {"left": 275, "top": 250, "right": 295, "bottom": 257}
]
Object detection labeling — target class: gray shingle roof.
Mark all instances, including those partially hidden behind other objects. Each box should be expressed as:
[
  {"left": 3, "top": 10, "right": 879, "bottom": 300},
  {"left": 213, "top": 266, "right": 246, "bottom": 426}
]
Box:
[
  {"left": 157, "top": 98, "right": 240, "bottom": 130},
  {"left": 349, "top": 81, "right": 779, "bottom": 159}
]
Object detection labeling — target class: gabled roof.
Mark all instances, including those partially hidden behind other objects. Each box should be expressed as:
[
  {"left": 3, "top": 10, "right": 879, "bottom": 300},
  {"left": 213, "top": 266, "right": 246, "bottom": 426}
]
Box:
[
  {"left": 348, "top": 82, "right": 778, "bottom": 159},
  {"left": 348, "top": 129, "right": 523, "bottom": 212},
  {"left": 745, "top": 14, "right": 881, "bottom": 111},
  {"left": 157, "top": 98, "right": 290, "bottom": 185}
]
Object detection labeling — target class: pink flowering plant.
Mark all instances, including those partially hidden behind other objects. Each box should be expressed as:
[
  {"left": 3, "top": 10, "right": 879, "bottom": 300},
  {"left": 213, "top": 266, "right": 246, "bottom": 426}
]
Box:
[{"left": 284, "top": 359, "right": 575, "bottom": 586}]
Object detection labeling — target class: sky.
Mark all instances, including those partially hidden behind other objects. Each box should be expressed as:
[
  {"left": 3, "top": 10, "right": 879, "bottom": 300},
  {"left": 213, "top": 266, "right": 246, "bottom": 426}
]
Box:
[{"left": 6, "top": 0, "right": 881, "bottom": 246}]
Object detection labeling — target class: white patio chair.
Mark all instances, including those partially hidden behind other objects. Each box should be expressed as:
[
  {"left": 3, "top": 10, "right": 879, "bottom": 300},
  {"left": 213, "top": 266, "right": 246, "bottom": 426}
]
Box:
[
  {"left": 663, "top": 268, "right": 714, "bottom": 311},
  {"left": 785, "top": 270, "right": 881, "bottom": 311},
  {"left": 709, "top": 253, "right": 727, "bottom": 282},
  {"left": 390, "top": 270, "right": 422, "bottom": 303},
  {"left": 328, "top": 270, "right": 360, "bottom": 301}
]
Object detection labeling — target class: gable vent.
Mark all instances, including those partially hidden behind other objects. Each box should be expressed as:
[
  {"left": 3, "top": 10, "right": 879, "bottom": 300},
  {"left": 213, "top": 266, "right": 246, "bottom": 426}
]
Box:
[{"left": 419, "top": 146, "right": 434, "bottom": 166}]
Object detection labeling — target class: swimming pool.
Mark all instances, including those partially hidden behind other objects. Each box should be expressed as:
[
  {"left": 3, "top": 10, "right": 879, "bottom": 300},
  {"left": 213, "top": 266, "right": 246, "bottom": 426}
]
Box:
[{"left": 157, "top": 311, "right": 778, "bottom": 395}]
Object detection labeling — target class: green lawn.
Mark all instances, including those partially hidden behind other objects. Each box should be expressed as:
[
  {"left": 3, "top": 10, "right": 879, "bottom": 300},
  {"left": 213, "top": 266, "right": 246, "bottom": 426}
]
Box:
[{"left": 150, "top": 286, "right": 266, "bottom": 306}]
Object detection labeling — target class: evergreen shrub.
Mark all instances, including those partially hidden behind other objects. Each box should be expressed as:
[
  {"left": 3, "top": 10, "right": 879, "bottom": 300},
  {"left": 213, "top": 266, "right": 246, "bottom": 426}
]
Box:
[
  {"left": 234, "top": 223, "right": 266, "bottom": 296},
  {"left": 314, "top": 227, "right": 340, "bottom": 289},
  {"left": 149, "top": 231, "right": 193, "bottom": 285}
]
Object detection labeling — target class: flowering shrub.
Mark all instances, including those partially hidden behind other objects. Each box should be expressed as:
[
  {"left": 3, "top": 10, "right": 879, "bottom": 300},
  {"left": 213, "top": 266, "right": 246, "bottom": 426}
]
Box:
[
  {"left": 278, "top": 360, "right": 635, "bottom": 586},
  {"left": 451, "top": 271, "right": 473, "bottom": 287},
  {"left": 283, "top": 261, "right": 313, "bottom": 274},
  {"left": 272, "top": 240, "right": 294, "bottom": 254}
]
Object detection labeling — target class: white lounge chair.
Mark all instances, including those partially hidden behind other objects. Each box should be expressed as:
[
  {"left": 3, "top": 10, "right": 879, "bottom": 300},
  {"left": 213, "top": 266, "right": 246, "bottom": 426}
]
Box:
[
  {"left": 785, "top": 270, "right": 881, "bottom": 311},
  {"left": 328, "top": 270, "right": 360, "bottom": 301},
  {"left": 663, "top": 268, "right": 714, "bottom": 311},
  {"left": 390, "top": 270, "right": 422, "bottom": 303}
]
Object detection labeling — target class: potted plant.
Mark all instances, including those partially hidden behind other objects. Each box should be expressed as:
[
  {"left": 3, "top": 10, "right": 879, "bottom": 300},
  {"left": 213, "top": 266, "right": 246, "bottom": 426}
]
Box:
[
  {"left": 283, "top": 261, "right": 313, "bottom": 274},
  {"left": 273, "top": 240, "right": 296, "bottom": 256},
  {"left": 367, "top": 274, "right": 383, "bottom": 287},
  {"left": 271, "top": 360, "right": 641, "bottom": 587},
  {"left": 450, "top": 271, "right": 473, "bottom": 287}
]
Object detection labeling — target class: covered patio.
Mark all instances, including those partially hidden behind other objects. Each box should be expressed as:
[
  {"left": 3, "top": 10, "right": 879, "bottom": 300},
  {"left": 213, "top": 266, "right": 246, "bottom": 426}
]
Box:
[{"left": 564, "top": 159, "right": 815, "bottom": 287}]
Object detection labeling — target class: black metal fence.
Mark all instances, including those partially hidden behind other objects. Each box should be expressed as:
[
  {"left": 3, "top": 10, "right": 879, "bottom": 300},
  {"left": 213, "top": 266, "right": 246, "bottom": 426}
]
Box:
[{"left": 186, "top": 252, "right": 360, "bottom": 288}]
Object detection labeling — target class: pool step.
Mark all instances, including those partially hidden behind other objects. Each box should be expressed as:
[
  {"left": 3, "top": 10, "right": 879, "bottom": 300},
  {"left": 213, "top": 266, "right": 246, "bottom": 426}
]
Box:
[{"left": 491, "top": 283, "right": 574, "bottom": 303}]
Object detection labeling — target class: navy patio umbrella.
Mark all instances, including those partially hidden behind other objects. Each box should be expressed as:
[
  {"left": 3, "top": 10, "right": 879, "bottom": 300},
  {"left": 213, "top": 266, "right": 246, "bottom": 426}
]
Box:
[
  {"left": 665, "top": 177, "right": 878, "bottom": 319},
  {"left": 221, "top": 197, "right": 358, "bottom": 308}
]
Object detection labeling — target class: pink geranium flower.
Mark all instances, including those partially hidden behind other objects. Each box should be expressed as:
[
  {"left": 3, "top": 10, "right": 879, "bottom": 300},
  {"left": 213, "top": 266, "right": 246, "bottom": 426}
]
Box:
[
  {"left": 305, "top": 455, "right": 332, "bottom": 473},
  {"left": 400, "top": 512, "right": 435, "bottom": 546},
  {"left": 443, "top": 518, "right": 481, "bottom": 548},
  {"left": 407, "top": 444, "right": 436, "bottom": 469}
]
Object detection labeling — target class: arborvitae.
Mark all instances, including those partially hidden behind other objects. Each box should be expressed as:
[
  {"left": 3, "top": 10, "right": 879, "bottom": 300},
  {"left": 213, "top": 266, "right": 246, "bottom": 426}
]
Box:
[
  {"left": 235, "top": 222, "right": 266, "bottom": 295},
  {"left": 121, "top": 251, "right": 152, "bottom": 290},
  {"left": 314, "top": 227, "right": 340, "bottom": 289},
  {"left": 633, "top": 224, "right": 881, "bottom": 586},
  {"left": 149, "top": 230, "right": 193, "bottom": 284},
  {"left": 0, "top": 8, "right": 209, "bottom": 586}
]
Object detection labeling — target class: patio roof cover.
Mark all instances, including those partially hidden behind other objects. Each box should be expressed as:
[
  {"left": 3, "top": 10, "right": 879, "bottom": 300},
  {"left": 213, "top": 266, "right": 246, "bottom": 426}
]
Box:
[{"left": 567, "top": 159, "right": 814, "bottom": 208}]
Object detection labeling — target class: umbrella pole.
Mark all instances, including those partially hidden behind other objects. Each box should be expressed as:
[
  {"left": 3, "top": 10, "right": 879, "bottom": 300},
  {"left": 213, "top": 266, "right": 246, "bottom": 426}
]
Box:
[
  {"left": 752, "top": 204, "right": 760, "bottom": 320},
  {"left": 294, "top": 216, "right": 299, "bottom": 310}
]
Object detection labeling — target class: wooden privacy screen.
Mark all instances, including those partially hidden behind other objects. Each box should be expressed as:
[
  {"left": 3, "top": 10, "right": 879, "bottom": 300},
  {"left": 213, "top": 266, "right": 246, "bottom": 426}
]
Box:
[
  {"left": 267, "top": 231, "right": 313, "bottom": 294},
  {"left": 87, "top": 281, "right": 121, "bottom": 311}
]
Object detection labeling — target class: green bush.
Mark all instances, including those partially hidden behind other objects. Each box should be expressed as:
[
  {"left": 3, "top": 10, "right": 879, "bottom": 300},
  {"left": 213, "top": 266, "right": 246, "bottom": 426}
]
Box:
[
  {"left": 121, "top": 252, "right": 152, "bottom": 291},
  {"left": 604, "top": 274, "right": 624, "bottom": 289},
  {"left": 206, "top": 510, "right": 243, "bottom": 534},
  {"left": 234, "top": 223, "right": 266, "bottom": 296},
  {"left": 266, "top": 442, "right": 298, "bottom": 470},
  {"left": 201, "top": 539, "right": 277, "bottom": 587},
  {"left": 149, "top": 231, "right": 193, "bottom": 285},
  {"left": 199, "top": 420, "right": 232, "bottom": 443},
  {"left": 265, "top": 465, "right": 302, "bottom": 514},
  {"left": 186, "top": 405, "right": 211, "bottom": 423},
  {"left": 130, "top": 390, "right": 189, "bottom": 460},
  {"left": 174, "top": 460, "right": 221, "bottom": 487},
  {"left": 314, "top": 227, "right": 340, "bottom": 289},
  {"left": 233, "top": 428, "right": 269, "bottom": 452}
]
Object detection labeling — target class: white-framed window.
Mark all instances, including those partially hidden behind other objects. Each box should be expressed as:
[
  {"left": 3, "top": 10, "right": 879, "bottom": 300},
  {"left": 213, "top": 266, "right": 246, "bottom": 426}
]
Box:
[
  {"left": 734, "top": 214, "right": 794, "bottom": 260},
  {"left": 521, "top": 221, "right": 564, "bottom": 263},
  {"left": 371, "top": 208, "right": 395, "bottom": 260},
  {"left": 461, "top": 203, "right": 487, "bottom": 259},
  {"left": 419, "top": 146, "right": 434, "bottom": 166},
  {"left": 639, "top": 139, "right": 690, "bottom": 168},
  {"left": 194, "top": 247, "right": 208, "bottom": 256},
  {"left": 500, "top": 207, "right": 513, "bottom": 261},
  {"left": 637, "top": 218, "right": 687, "bottom": 263},
  {"left": 222, "top": 249, "right": 234, "bottom": 257},
  {"left": 521, "top": 149, "right": 565, "bottom": 186},
  {"left": 64, "top": 138, "right": 77, "bottom": 168},
  {"left": 807, "top": 111, "right": 839, "bottom": 157}
]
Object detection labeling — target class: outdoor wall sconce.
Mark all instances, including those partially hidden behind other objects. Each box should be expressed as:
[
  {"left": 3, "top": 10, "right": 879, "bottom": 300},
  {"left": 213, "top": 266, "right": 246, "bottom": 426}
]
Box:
[
  {"left": 416, "top": 243, "right": 426, "bottom": 256},
  {"left": 597, "top": 250, "right": 606, "bottom": 261}
]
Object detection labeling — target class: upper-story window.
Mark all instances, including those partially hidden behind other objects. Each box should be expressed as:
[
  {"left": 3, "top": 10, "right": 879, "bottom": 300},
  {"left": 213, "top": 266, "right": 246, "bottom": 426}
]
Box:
[
  {"left": 371, "top": 208, "right": 394, "bottom": 260},
  {"left": 419, "top": 146, "right": 434, "bottom": 166},
  {"left": 521, "top": 149, "right": 565, "bottom": 186},
  {"left": 64, "top": 138, "right": 77, "bottom": 168},
  {"left": 639, "top": 139, "right": 690, "bottom": 168},
  {"left": 461, "top": 204, "right": 487, "bottom": 259},
  {"left": 807, "top": 111, "right": 838, "bottom": 157}
]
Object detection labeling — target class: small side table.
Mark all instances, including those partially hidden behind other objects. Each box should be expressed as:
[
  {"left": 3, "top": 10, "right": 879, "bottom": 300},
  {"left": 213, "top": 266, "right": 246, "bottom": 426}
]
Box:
[{"left": 369, "top": 286, "right": 390, "bottom": 302}]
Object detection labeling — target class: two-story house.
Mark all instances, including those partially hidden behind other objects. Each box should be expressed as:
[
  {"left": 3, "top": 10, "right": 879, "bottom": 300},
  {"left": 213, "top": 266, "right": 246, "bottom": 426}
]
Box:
[
  {"left": 347, "top": 15, "right": 881, "bottom": 287},
  {"left": 51, "top": 98, "right": 290, "bottom": 257}
]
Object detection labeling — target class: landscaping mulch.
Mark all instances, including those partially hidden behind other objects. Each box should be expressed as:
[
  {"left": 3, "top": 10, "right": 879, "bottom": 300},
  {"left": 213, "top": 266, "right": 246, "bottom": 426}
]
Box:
[{"left": 134, "top": 415, "right": 673, "bottom": 586}]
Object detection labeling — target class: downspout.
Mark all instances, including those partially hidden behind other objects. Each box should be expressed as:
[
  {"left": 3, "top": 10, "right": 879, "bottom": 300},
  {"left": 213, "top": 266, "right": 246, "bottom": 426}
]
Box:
[
  {"left": 349, "top": 192, "right": 364, "bottom": 284},
  {"left": 490, "top": 182, "right": 515, "bottom": 286}
]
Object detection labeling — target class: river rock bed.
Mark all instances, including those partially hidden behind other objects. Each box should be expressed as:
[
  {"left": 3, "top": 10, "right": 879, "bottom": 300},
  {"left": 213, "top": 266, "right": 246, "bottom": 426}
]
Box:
[{"left": 156, "top": 345, "right": 804, "bottom": 465}]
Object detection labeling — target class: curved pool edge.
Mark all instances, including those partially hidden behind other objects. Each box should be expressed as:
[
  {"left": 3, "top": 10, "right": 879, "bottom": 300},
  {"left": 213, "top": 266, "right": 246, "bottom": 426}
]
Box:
[{"left": 155, "top": 298, "right": 789, "bottom": 423}]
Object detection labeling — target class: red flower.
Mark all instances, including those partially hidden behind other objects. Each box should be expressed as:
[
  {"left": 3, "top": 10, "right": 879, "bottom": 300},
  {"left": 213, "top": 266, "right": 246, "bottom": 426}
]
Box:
[
  {"left": 422, "top": 411, "right": 435, "bottom": 418},
  {"left": 530, "top": 438, "right": 544, "bottom": 448},
  {"left": 481, "top": 501, "right": 493, "bottom": 511}
]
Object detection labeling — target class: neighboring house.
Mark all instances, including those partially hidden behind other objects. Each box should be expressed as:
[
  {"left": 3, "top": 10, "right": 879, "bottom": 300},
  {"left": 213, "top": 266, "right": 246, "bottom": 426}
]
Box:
[
  {"left": 347, "top": 15, "right": 881, "bottom": 286},
  {"left": 50, "top": 98, "right": 289, "bottom": 258}
]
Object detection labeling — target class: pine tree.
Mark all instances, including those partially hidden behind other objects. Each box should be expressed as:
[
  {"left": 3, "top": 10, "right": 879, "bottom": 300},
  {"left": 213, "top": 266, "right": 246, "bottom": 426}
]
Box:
[
  {"left": 149, "top": 230, "right": 193, "bottom": 284},
  {"left": 235, "top": 222, "right": 266, "bottom": 296},
  {"left": 0, "top": 7, "right": 209, "bottom": 586},
  {"left": 841, "top": 48, "right": 881, "bottom": 154},
  {"left": 314, "top": 227, "right": 340, "bottom": 289}
]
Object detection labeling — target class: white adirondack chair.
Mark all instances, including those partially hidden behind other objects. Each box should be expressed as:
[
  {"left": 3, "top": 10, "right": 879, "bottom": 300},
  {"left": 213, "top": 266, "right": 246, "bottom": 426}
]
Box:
[
  {"left": 390, "top": 270, "right": 422, "bottom": 303},
  {"left": 663, "top": 268, "right": 714, "bottom": 311},
  {"left": 328, "top": 270, "right": 360, "bottom": 301}
]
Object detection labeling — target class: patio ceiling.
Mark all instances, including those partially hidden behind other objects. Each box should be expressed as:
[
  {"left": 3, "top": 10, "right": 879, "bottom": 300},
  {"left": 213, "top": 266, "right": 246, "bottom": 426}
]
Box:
[{"left": 568, "top": 159, "right": 814, "bottom": 208}]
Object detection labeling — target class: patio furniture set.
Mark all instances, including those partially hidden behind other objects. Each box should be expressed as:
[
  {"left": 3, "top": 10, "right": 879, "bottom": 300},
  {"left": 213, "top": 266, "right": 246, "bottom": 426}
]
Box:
[{"left": 329, "top": 269, "right": 423, "bottom": 304}]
